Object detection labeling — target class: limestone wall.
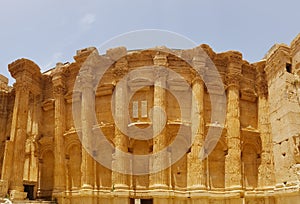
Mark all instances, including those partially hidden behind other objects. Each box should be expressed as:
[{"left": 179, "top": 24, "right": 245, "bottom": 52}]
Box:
[{"left": 1, "top": 34, "right": 300, "bottom": 204}]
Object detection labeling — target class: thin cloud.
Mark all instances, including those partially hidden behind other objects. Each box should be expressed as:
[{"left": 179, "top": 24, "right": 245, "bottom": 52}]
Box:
[
  {"left": 44, "top": 52, "right": 64, "bottom": 70},
  {"left": 79, "top": 13, "right": 96, "bottom": 27}
]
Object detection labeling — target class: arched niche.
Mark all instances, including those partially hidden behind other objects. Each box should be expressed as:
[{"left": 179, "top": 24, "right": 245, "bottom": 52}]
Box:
[
  {"left": 39, "top": 150, "right": 54, "bottom": 200},
  {"left": 66, "top": 143, "right": 81, "bottom": 190},
  {"left": 207, "top": 140, "right": 227, "bottom": 189},
  {"left": 242, "top": 143, "right": 261, "bottom": 189},
  {"left": 170, "top": 134, "right": 189, "bottom": 190}
]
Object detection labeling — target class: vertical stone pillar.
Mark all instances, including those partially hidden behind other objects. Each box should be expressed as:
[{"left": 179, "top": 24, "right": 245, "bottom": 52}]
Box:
[
  {"left": 52, "top": 66, "right": 67, "bottom": 195},
  {"left": 79, "top": 68, "right": 95, "bottom": 190},
  {"left": 256, "top": 63, "right": 275, "bottom": 188},
  {"left": 225, "top": 55, "right": 242, "bottom": 189},
  {"left": 187, "top": 57, "right": 206, "bottom": 190},
  {"left": 150, "top": 53, "right": 169, "bottom": 189},
  {"left": 9, "top": 81, "right": 30, "bottom": 199},
  {"left": 0, "top": 75, "right": 8, "bottom": 145},
  {"left": 112, "top": 59, "right": 129, "bottom": 190},
  {"left": 37, "top": 159, "right": 43, "bottom": 198},
  {"left": 7, "top": 59, "right": 41, "bottom": 200}
]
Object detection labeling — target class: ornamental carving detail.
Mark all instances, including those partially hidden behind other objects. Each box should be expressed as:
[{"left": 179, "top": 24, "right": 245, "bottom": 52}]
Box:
[
  {"left": 53, "top": 85, "right": 66, "bottom": 96},
  {"left": 225, "top": 73, "right": 241, "bottom": 88}
]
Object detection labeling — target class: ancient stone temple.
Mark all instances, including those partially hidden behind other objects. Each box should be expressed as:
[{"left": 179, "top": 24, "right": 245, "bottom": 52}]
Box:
[{"left": 0, "top": 34, "right": 300, "bottom": 204}]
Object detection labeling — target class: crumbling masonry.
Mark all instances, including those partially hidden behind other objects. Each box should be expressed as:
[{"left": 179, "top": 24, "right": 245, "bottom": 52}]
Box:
[{"left": 1, "top": 34, "right": 300, "bottom": 204}]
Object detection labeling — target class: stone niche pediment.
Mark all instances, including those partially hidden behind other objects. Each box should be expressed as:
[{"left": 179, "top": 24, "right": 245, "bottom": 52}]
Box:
[
  {"left": 96, "top": 84, "right": 114, "bottom": 96},
  {"left": 41, "top": 99, "right": 55, "bottom": 111},
  {"left": 38, "top": 136, "right": 53, "bottom": 147},
  {"left": 240, "top": 88, "right": 257, "bottom": 102}
]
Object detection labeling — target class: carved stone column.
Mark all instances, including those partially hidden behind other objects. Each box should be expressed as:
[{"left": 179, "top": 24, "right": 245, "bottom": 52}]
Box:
[
  {"left": 256, "top": 63, "right": 275, "bottom": 188},
  {"left": 52, "top": 67, "right": 67, "bottom": 195},
  {"left": 79, "top": 69, "right": 95, "bottom": 190},
  {"left": 150, "top": 53, "right": 169, "bottom": 189},
  {"left": 112, "top": 59, "right": 129, "bottom": 190},
  {"left": 187, "top": 57, "right": 206, "bottom": 190},
  {"left": 7, "top": 59, "right": 41, "bottom": 200},
  {"left": 37, "top": 159, "right": 43, "bottom": 198},
  {"left": 225, "top": 58, "right": 242, "bottom": 189},
  {"left": 9, "top": 81, "right": 30, "bottom": 199}
]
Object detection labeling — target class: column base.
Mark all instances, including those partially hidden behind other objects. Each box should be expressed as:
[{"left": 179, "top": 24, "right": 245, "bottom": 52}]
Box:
[
  {"left": 0, "top": 180, "right": 8, "bottom": 197},
  {"left": 53, "top": 187, "right": 66, "bottom": 193},
  {"left": 187, "top": 184, "right": 207, "bottom": 191},
  {"left": 81, "top": 184, "right": 93, "bottom": 190},
  {"left": 9, "top": 190, "right": 27, "bottom": 200},
  {"left": 225, "top": 185, "right": 242, "bottom": 191},
  {"left": 113, "top": 184, "right": 129, "bottom": 190},
  {"left": 149, "top": 184, "right": 169, "bottom": 190}
]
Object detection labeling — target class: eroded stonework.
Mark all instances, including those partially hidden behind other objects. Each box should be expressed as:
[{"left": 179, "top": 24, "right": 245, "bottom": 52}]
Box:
[{"left": 0, "top": 34, "right": 300, "bottom": 204}]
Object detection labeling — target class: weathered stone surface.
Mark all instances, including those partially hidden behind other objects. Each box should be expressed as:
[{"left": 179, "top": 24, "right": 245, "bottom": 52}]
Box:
[{"left": 1, "top": 34, "right": 300, "bottom": 204}]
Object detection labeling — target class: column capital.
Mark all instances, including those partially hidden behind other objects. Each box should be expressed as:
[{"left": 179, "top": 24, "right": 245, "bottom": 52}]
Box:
[
  {"left": 14, "top": 80, "right": 30, "bottom": 93},
  {"left": 153, "top": 52, "right": 168, "bottom": 66},
  {"left": 9, "top": 59, "right": 42, "bottom": 94},
  {"left": 112, "top": 57, "right": 128, "bottom": 79},
  {"left": 9, "top": 58, "right": 41, "bottom": 80},
  {"left": 52, "top": 65, "right": 68, "bottom": 97},
  {"left": 191, "top": 68, "right": 205, "bottom": 85},
  {"left": 53, "top": 85, "right": 66, "bottom": 96},
  {"left": 225, "top": 73, "right": 242, "bottom": 89}
]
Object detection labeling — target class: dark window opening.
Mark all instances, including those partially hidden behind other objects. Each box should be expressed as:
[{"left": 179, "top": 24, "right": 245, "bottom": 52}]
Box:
[
  {"left": 141, "top": 199, "right": 153, "bottom": 204},
  {"left": 128, "top": 147, "right": 133, "bottom": 153},
  {"left": 286, "top": 63, "right": 292, "bottom": 73},
  {"left": 149, "top": 145, "right": 153, "bottom": 153},
  {"left": 24, "top": 185, "right": 34, "bottom": 200},
  {"left": 130, "top": 198, "right": 153, "bottom": 204}
]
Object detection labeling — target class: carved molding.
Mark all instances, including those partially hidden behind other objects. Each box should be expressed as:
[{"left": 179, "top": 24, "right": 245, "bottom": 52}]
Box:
[
  {"left": 41, "top": 99, "right": 55, "bottom": 111},
  {"left": 113, "top": 58, "right": 128, "bottom": 79},
  {"left": 8, "top": 58, "right": 41, "bottom": 79},
  {"left": 53, "top": 85, "right": 66, "bottom": 96},
  {"left": 226, "top": 73, "right": 242, "bottom": 89},
  {"left": 14, "top": 80, "right": 30, "bottom": 93}
]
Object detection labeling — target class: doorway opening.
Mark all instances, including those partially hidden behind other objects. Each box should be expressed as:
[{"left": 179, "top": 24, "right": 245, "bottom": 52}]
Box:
[
  {"left": 130, "top": 198, "right": 153, "bottom": 204},
  {"left": 24, "top": 184, "right": 34, "bottom": 200}
]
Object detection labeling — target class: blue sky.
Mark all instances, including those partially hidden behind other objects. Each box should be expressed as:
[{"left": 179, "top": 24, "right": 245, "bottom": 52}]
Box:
[{"left": 1, "top": 0, "right": 300, "bottom": 84}]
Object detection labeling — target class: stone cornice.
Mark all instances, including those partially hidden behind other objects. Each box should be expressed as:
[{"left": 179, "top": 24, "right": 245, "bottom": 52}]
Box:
[
  {"left": 8, "top": 58, "right": 41, "bottom": 79},
  {"left": 291, "top": 34, "right": 300, "bottom": 55},
  {"left": 9, "top": 58, "right": 42, "bottom": 94},
  {"left": 73, "top": 47, "right": 98, "bottom": 64},
  {"left": 265, "top": 45, "right": 291, "bottom": 83}
]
